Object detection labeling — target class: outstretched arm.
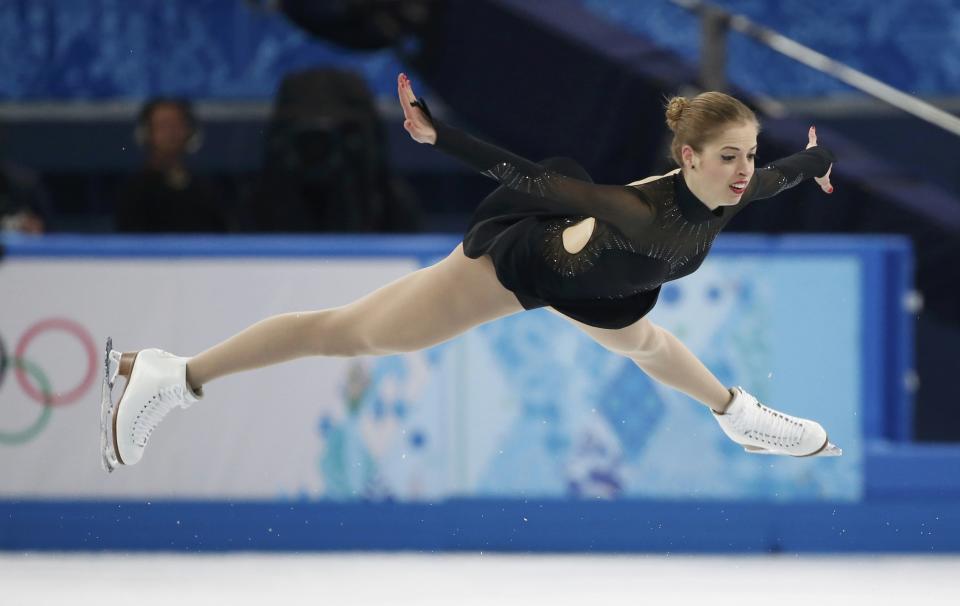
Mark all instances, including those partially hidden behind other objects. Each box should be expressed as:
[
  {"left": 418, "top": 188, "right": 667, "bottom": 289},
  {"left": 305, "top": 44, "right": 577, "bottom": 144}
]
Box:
[
  {"left": 397, "top": 73, "right": 654, "bottom": 228},
  {"left": 745, "top": 126, "right": 835, "bottom": 202}
]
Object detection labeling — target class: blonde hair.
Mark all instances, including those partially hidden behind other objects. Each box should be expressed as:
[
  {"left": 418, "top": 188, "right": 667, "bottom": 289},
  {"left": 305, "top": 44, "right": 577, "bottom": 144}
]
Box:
[{"left": 664, "top": 91, "right": 759, "bottom": 166}]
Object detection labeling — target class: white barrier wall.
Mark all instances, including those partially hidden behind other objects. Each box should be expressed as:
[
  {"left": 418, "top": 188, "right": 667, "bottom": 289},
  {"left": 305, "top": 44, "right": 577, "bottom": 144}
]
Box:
[{"left": 1, "top": 237, "right": 865, "bottom": 502}]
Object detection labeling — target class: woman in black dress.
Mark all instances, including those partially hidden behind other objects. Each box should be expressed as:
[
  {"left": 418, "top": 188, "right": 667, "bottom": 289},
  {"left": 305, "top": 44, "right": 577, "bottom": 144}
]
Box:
[{"left": 100, "top": 73, "right": 839, "bottom": 473}]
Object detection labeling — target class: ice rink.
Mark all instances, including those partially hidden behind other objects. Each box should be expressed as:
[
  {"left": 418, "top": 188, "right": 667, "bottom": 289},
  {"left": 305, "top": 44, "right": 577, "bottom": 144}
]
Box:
[{"left": 2, "top": 553, "right": 958, "bottom": 605}]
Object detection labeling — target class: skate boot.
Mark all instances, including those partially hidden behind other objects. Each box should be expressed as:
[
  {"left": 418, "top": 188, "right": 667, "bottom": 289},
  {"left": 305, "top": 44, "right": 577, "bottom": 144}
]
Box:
[
  {"left": 713, "top": 386, "right": 841, "bottom": 457},
  {"left": 100, "top": 338, "right": 202, "bottom": 472}
]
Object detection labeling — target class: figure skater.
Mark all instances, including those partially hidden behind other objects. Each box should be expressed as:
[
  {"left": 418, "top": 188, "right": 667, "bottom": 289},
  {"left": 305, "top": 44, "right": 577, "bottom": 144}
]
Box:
[{"left": 100, "top": 73, "right": 840, "bottom": 473}]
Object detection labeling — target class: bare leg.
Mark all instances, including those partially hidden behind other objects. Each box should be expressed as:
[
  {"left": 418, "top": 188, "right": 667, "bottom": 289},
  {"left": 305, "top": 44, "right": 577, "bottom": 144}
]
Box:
[
  {"left": 547, "top": 309, "right": 732, "bottom": 413},
  {"left": 185, "top": 243, "right": 524, "bottom": 389}
]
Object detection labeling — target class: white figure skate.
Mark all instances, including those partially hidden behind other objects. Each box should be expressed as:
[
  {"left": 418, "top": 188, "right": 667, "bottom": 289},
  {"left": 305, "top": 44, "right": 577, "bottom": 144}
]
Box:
[
  {"left": 713, "top": 386, "right": 841, "bottom": 457},
  {"left": 99, "top": 338, "right": 202, "bottom": 472}
]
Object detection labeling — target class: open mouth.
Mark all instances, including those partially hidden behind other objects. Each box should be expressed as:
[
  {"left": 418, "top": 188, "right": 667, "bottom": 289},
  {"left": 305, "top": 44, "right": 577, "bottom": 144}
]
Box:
[{"left": 729, "top": 181, "right": 747, "bottom": 195}]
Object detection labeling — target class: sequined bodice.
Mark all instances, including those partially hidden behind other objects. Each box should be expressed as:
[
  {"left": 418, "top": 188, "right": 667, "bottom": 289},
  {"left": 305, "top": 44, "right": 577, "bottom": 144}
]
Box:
[
  {"left": 432, "top": 112, "right": 834, "bottom": 309},
  {"left": 539, "top": 173, "right": 729, "bottom": 297}
]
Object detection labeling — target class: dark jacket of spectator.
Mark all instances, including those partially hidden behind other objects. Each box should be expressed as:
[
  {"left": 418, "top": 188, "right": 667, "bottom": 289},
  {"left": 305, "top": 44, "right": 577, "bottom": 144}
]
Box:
[
  {"left": 0, "top": 160, "right": 52, "bottom": 234},
  {"left": 117, "top": 169, "right": 225, "bottom": 232}
]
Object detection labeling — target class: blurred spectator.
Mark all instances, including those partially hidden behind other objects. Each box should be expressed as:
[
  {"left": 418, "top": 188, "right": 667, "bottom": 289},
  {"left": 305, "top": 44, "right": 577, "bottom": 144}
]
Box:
[
  {"left": 250, "top": 68, "right": 421, "bottom": 232},
  {"left": 116, "top": 98, "right": 227, "bottom": 233},
  {"left": 1, "top": 163, "right": 51, "bottom": 235},
  {"left": 0, "top": 134, "right": 52, "bottom": 234},
  {"left": 1, "top": 121, "right": 52, "bottom": 234}
]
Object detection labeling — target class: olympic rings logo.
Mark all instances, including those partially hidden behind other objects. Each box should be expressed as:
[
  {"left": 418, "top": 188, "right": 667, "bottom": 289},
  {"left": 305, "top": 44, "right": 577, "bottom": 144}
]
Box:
[{"left": 0, "top": 318, "right": 97, "bottom": 445}]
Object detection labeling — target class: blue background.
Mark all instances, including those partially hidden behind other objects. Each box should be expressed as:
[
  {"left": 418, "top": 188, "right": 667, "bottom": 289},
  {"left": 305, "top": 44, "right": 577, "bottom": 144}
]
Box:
[{"left": 0, "top": 0, "right": 956, "bottom": 100}]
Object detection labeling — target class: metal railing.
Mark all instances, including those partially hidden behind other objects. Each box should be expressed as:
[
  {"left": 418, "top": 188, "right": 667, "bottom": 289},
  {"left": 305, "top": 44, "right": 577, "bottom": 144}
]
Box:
[{"left": 672, "top": 0, "right": 960, "bottom": 138}]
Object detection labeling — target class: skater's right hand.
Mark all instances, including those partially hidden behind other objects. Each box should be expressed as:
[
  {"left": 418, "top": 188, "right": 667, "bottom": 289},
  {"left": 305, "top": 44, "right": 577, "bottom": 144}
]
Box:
[{"left": 398, "top": 73, "right": 437, "bottom": 145}]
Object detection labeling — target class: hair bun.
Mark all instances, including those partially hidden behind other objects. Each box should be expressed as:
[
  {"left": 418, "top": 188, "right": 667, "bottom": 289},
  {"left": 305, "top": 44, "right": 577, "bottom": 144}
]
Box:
[{"left": 665, "top": 96, "right": 689, "bottom": 132}]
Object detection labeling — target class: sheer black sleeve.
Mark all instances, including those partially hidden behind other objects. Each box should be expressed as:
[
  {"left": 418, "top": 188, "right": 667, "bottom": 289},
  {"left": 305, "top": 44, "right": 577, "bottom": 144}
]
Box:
[
  {"left": 415, "top": 101, "right": 654, "bottom": 227},
  {"left": 743, "top": 146, "right": 835, "bottom": 202}
]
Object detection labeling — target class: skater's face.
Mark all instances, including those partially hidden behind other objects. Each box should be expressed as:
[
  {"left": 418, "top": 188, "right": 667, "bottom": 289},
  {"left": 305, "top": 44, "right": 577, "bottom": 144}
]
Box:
[{"left": 682, "top": 121, "right": 758, "bottom": 208}]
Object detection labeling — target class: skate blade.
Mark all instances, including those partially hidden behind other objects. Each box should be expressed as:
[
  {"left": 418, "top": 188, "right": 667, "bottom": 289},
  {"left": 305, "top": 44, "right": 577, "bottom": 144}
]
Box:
[
  {"left": 744, "top": 441, "right": 842, "bottom": 458},
  {"left": 99, "top": 337, "right": 123, "bottom": 473}
]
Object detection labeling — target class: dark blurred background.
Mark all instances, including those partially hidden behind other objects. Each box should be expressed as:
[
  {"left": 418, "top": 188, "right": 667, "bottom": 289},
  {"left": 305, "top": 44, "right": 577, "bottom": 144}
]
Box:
[{"left": 0, "top": 0, "right": 957, "bottom": 439}]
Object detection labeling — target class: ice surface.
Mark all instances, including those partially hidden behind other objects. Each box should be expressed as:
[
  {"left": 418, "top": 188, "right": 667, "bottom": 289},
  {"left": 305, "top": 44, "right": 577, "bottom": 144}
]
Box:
[{"left": 0, "top": 553, "right": 957, "bottom": 605}]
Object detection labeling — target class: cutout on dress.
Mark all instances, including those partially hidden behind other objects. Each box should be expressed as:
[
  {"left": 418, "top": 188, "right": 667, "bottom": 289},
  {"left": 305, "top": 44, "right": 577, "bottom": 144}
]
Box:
[{"left": 562, "top": 217, "right": 596, "bottom": 254}]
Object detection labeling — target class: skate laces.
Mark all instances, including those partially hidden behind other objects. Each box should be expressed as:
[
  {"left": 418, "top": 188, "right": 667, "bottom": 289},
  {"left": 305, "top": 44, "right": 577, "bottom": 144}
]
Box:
[
  {"left": 131, "top": 384, "right": 187, "bottom": 448},
  {"left": 731, "top": 396, "right": 805, "bottom": 449}
]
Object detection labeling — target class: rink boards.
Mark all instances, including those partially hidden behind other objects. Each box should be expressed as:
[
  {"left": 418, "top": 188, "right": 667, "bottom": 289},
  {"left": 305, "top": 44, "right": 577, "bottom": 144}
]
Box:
[{"left": 2, "top": 234, "right": 949, "bottom": 552}]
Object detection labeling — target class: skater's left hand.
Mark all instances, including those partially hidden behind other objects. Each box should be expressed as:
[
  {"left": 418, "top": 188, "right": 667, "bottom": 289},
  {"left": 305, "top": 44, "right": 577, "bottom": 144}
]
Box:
[{"left": 806, "top": 125, "right": 833, "bottom": 194}]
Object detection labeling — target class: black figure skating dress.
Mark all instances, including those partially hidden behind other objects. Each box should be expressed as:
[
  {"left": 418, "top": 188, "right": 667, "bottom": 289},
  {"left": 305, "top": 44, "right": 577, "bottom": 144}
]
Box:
[{"left": 420, "top": 104, "right": 834, "bottom": 330}]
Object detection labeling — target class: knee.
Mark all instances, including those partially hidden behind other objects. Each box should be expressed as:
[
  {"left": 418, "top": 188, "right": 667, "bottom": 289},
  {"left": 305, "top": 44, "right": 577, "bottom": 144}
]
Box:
[
  {"left": 629, "top": 320, "right": 667, "bottom": 359},
  {"left": 300, "top": 309, "right": 379, "bottom": 358},
  {"left": 318, "top": 307, "right": 423, "bottom": 357}
]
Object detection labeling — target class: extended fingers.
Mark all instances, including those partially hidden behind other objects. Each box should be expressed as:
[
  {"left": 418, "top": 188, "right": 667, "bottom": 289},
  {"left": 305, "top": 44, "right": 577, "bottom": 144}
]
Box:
[
  {"left": 806, "top": 126, "right": 833, "bottom": 193},
  {"left": 397, "top": 74, "right": 411, "bottom": 118},
  {"left": 806, "top": 125, "right": 818, "bottom": 149},
  {"left": 399, "top": 73, "right": 418, "bottom": 105},
  {"left": 397, "top": 73, "right": 418, "bottom": 118}
]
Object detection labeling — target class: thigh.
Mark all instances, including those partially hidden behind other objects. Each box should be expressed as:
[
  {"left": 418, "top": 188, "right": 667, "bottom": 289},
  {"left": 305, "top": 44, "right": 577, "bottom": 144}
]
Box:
[
  {"left": 545, "top": 306, "right": 657, "bottom": 357},
  {"left": 334, "top": 243, "right": 526, "bottom": 354}
]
